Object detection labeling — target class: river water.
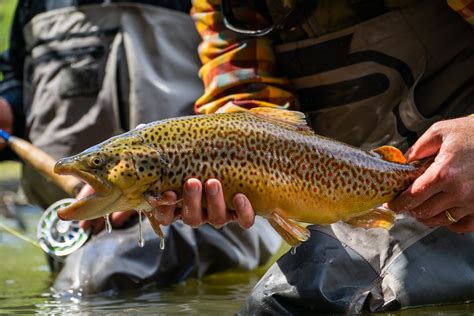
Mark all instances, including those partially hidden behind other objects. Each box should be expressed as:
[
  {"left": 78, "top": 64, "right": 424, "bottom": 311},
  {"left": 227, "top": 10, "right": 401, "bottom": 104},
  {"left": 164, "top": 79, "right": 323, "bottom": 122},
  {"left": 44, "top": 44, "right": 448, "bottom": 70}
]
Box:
[{"left": 1, "top": 208, "right": 474, "bottom": 315}]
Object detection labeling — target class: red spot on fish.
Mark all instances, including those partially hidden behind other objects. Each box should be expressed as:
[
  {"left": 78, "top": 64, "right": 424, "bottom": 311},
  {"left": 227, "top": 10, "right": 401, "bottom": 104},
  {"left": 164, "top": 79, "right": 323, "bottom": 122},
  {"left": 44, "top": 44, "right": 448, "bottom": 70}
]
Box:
[
  {"left": 313, "top": 187, "right": 318, "bottom": 193},
  {"left": 301, "top": 164, "right": 307, "bottom": 171},
  {"left": 327, "top": 172, "right": 333, "bottom": 177}
]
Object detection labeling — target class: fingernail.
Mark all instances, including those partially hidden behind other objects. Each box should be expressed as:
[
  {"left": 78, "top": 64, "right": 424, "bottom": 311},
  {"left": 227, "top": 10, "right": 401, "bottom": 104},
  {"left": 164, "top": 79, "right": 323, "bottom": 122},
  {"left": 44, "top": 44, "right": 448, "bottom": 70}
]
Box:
[
  {"left": 185, "top": 180, "right": 199, "bottom": 194},
  {"left": 234, "top": 195, "right": 245, "bottom": 210},
  {"left": 207, "top": 180, "right": 219, "bottom": 196}
]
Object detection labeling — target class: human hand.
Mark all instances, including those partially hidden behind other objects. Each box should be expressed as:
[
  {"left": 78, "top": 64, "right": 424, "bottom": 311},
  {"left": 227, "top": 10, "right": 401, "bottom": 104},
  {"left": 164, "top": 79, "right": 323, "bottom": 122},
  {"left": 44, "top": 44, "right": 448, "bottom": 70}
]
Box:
[
  {"left": 0, "top": 97, "right": 13, "bottom": 150},
  {"left": 77, "top": 184, "right": 136, "bottom": 234},
  {"left": 387, "top": 116, "right": 474, "bottom": 233},
  {"left": 148, "top": 178, "right": 255, "bottom": 229}
]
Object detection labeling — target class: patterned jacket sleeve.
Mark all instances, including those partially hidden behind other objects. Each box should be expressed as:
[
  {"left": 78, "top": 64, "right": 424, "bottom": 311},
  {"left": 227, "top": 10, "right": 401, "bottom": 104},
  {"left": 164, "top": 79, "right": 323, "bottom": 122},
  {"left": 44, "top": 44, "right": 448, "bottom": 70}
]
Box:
[
  {"left": 191, "top": 0, "right": 296, "bottom": 114},
  {"left": 447, "top": 0, "right": 474, "bottom": 25}
]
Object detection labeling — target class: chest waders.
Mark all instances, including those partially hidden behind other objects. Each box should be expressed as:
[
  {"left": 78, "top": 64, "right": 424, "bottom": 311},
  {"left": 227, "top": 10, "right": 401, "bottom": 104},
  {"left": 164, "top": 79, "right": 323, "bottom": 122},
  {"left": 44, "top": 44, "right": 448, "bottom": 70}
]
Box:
[{"left": 244, "top": 0, "right": 474, "bottom": 313}]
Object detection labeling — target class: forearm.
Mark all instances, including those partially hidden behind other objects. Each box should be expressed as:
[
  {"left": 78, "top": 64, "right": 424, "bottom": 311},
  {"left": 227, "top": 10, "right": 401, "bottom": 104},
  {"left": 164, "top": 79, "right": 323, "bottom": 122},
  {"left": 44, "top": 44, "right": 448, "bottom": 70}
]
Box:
[{"left": 191, "top": 0, "right": 296, "bottom": 114}]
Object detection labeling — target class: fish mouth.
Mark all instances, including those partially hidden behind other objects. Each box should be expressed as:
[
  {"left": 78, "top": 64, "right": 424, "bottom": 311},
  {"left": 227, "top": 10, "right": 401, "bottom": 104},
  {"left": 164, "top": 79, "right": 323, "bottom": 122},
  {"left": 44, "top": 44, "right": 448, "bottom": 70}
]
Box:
[
  {"left": 57, "top": 188, "right": 123, "bottom": 221},
  {"left": 54, "top": 157, "right": 119, "bottom": 220}
]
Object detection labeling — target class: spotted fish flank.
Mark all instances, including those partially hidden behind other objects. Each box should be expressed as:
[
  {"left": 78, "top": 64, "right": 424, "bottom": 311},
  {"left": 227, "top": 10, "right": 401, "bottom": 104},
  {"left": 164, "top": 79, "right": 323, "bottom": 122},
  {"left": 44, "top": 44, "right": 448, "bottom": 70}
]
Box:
[{"left": 54, "top": 108, "right": 431, "bottom": 246}]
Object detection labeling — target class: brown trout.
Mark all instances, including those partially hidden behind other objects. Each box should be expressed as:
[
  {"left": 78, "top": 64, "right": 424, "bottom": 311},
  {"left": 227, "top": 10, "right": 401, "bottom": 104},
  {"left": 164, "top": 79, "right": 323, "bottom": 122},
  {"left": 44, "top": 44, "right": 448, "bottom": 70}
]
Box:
[{"left": 54, "top": 108, "right": 430, "bottom": 246}]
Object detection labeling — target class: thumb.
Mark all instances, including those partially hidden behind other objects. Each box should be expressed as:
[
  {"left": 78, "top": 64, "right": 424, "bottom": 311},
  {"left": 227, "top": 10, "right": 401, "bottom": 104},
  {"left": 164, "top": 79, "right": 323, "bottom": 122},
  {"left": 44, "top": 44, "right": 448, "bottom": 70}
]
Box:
[{"left": 406, "top": 127, "right": 443, "bottom": 162}]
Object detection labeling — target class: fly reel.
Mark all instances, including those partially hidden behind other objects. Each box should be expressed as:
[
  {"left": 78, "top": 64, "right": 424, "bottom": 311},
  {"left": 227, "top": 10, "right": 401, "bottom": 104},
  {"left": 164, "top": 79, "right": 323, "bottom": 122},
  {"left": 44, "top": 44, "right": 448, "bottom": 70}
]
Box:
[{"left": 37, "top": 198, "right": 90, "bottom": 259}]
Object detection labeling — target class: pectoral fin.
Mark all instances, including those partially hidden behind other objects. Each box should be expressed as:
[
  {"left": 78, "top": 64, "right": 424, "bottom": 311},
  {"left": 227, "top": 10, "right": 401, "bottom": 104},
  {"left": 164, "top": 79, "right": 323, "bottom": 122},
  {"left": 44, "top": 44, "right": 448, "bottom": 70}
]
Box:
[
  {"left": 144, "top": 211, "right": 165, "bottom": 239},
  {"left": 344, "top": 207, "right": 396, "bottom": 230},
  {"left": 267, "top": 211, "right": 310, "bottom": 246}
]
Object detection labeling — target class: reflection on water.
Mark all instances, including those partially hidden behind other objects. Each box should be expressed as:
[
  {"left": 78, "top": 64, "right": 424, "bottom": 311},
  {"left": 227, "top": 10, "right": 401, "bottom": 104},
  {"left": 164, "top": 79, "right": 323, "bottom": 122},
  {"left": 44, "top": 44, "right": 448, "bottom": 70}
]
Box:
[
  {"left": 1, "top": 208, "right": 474, "bottom": 315},
  {"left": 0, "top": 207, "right": 260, "bottom": 315},
  {"left": 34, "top": 277, "right": 256, "bottom": 315}
]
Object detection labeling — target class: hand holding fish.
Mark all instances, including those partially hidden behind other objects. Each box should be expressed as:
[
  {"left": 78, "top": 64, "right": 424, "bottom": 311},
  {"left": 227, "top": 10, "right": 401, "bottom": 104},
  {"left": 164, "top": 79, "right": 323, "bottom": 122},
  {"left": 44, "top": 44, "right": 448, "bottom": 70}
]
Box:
[
  {"left": 149, "top": 178, "right": 255, "bottom": 229},
  {"left": 387, "top": 116, "right": 474, "bottom": 233},
  {"left": 54, "top": 108, "right": 432, "bottom": 246}
]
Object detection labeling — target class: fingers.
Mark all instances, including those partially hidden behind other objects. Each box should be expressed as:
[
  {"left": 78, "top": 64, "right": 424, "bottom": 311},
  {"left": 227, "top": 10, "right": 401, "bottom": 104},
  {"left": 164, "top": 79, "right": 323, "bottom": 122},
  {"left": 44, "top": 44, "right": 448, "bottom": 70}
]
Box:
[
  {"left": 205, "top": 179, "right": 228, "bottom": 227},
  {"left": 204, "top": 179, "right": 255, "bottom": 229},
  {"left": 111, "top": 210, "right": 137, "bottom": 227},
  {"left": 78, "top": 219, "right": 91, "bottom": 231},
  {"left": 233, "top": 193, "right": 255, "bottom": 229},
  {"left": 420, "top": 205, "right": 473, "bottom": 227},
  {"left": 387, "top": 162, "right": 442, "bottom": 213},
  {"left": 182, "top": 178, "right": 205, "bottom": 227},
  {"left": 78, "top": 211, "right": 136, "bottom": 235},
  {"left": 149, "top": 191, "right": 178, "bottom": 226},
  {"left": 79, "top": 218, "right": 105, "bottom": 234},
  {"left": 406, "top": 123, "right": 443, "bottom": 162},
  {"left": 447, "top": 215, "right": 474, "bottom": 233},
  {"left": 148, "top": 178, "right": 255, "bottom": 229},
  {"left": 408, "top": 192, "right": 454, "bottom": 219}
]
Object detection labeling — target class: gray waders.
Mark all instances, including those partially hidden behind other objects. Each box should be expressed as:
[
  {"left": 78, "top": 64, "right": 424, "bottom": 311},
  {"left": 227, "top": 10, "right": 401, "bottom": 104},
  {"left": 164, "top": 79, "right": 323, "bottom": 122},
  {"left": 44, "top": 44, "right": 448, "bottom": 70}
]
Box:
[
  {"left": 20, "top": 3, "right": 281, "bottom": 294},
  {"left": 243, "top": 0, "right": 474, "bottom": 314}
]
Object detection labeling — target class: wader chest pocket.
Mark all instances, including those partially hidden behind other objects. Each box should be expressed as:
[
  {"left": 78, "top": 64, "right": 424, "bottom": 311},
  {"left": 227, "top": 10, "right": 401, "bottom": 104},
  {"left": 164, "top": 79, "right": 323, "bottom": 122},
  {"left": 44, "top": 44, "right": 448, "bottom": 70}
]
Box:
[
  {"left": 30, "top": 45, "right": 105, "bottom": 98},
  {"left": 58, "top": 63, "right": 100, "bottom": 98}
]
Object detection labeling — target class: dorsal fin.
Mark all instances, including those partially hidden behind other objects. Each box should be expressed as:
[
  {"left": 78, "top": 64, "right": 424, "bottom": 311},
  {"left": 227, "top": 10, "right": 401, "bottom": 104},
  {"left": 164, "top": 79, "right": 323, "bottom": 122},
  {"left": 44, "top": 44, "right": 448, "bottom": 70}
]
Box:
[
  {"left": 372, "top": 146, "right": 407, "bottom": 164},
  {"left": 248, "top": 107, "right": 315, "bottom": 135}
]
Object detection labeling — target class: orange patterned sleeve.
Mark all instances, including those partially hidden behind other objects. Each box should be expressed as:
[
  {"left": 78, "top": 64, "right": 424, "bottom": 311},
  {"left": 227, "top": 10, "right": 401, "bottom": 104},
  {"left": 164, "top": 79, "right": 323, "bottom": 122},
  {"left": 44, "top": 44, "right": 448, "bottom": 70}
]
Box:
[
  {"left": 447, "top": 0, "right": 474, "bottom": 25},
  {"left": 191, "top": 0, "right": 296, "bottom": 114}
]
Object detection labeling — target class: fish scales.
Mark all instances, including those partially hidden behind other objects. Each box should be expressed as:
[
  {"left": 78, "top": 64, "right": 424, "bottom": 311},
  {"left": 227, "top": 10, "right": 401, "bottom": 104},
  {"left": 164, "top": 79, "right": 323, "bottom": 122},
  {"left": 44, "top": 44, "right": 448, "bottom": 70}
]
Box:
[
  {"left": 54, "top": 108, "right": 429, "bottom": 246},
  {"left": 144, "top": 113, "right": 417, "bottom": 222}
]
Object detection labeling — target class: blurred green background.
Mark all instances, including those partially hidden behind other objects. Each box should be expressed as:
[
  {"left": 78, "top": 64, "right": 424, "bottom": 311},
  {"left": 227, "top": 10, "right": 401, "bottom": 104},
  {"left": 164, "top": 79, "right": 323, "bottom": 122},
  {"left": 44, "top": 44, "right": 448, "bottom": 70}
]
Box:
[{"left": 0, "top": 0, "right": 18, "bottom": 80}]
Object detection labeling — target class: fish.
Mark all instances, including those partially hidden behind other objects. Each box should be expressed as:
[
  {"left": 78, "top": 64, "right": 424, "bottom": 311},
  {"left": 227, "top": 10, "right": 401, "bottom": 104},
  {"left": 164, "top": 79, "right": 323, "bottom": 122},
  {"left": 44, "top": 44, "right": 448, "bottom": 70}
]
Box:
[{"left": 54, "top": 107, "right": 431, "bottom": 246}]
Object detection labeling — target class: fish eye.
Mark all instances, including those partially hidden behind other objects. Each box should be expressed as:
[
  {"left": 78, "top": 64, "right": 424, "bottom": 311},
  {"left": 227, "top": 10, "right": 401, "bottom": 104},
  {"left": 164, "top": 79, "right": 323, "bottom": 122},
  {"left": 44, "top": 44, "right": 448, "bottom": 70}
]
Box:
[{"left": 88, "top": 155, "right": 104, "bottom": 168}]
